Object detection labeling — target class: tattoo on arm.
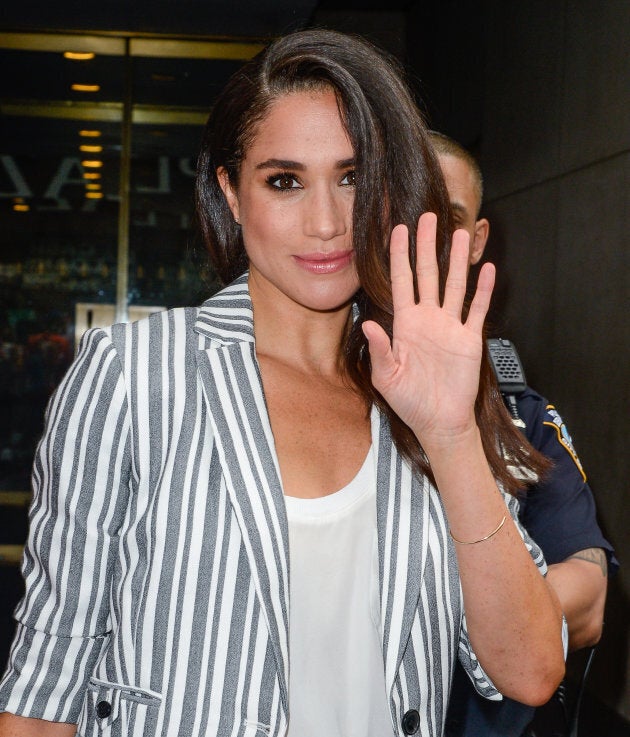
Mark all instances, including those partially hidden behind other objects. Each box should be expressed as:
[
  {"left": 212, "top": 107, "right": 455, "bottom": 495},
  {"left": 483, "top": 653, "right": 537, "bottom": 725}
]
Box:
[{"left": 568, "top": 547, "right": 608, "bottom": 577}]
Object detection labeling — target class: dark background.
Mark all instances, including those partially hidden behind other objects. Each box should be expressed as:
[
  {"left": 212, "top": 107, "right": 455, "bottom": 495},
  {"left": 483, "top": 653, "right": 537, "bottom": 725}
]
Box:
[{"left": 1, "top": 0, "right": 628, "bottom": 731}]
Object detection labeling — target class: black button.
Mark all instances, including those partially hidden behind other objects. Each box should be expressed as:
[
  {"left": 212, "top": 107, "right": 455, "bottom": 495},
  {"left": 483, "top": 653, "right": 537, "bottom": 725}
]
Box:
[
  {"left": 96, "top": 700, "right": 112, "bottom": 719},
  {"left": 401, "top": 708, "right": 420, "bottom": 735}
]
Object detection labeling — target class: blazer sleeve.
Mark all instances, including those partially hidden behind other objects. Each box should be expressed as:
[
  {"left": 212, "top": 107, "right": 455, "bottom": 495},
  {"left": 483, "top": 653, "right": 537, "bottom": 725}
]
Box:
[{"left": 0, "top": 327, "right": 132, "bottom": 722}]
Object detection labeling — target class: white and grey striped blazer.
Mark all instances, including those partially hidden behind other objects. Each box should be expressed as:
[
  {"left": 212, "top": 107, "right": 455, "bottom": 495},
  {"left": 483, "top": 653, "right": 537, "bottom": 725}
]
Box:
[{"left": 0, "top": 274, "right": 545, "bottom": 737}]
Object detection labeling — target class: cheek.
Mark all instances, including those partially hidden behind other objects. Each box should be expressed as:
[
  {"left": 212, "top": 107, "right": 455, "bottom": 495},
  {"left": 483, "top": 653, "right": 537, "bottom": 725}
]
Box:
[
  {"left": 241, "top": 212, "right": 290, "bottom": 267},
  {"left": 243, "top": 199, "right": 297, "bottom": 241},
  {"left": 243, "top": 214, "right": 279, "bottom": 246}
]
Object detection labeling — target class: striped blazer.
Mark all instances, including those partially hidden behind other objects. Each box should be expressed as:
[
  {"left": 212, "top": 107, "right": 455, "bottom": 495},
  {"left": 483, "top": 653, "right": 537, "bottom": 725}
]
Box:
[{"left": 0, "top": 275, "right": 545, "bottom": 737}]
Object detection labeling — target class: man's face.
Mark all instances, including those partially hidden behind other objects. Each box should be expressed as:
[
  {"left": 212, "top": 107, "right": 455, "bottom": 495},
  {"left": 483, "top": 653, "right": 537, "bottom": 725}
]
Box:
[{"left": 437, "top": 153, "right": 488, "bottom": 265}]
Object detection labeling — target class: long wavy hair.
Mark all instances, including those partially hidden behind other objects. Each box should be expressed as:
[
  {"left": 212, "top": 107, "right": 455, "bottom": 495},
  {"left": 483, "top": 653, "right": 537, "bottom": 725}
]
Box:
[{"left": 195, "top": 28, "right": 549, "bottom": 494}]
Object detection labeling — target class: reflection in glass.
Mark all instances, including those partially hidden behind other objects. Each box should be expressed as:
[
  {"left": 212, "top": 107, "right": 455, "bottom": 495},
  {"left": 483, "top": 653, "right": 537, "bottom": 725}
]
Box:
[{"left": 0, "top": 110, "right": 121, "bottom": 490}]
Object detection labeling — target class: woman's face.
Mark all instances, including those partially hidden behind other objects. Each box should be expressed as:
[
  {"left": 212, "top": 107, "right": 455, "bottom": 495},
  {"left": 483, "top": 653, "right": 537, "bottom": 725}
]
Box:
[{"left": 218, "top": 88, "right": 358, "bottom": 314}]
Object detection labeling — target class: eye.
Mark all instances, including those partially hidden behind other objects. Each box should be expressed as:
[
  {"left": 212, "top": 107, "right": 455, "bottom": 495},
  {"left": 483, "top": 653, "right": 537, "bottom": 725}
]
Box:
[
  {"left": 340, "top": 170, "right": 356, "bottom": 186},
  {"left": 267, "top": 173, "right": 302, "bottom": 190},
  {"left": 451, "top": 212, "right": 465, "bottom": 227}
]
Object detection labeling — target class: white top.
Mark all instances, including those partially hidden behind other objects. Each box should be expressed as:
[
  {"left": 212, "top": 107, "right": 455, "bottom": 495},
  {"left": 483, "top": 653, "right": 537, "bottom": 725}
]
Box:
[{"left": 285, "top": 446, "right": 394, "bottom": 736}]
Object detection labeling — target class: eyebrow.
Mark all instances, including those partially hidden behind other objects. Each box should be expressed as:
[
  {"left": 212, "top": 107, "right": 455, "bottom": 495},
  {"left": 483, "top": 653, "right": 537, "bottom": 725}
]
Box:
[
  {"left": 450, "top": 201, "right": 468, "bottom": 218},
  {"left": 255, "top": 157, "right": 355, "bottom": 171}
]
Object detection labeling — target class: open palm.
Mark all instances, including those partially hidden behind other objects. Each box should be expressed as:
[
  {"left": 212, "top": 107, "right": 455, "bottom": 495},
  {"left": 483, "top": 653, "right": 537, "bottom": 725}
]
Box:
[{"left": 362, "top": 212, "right": 496, "bottom": 449}]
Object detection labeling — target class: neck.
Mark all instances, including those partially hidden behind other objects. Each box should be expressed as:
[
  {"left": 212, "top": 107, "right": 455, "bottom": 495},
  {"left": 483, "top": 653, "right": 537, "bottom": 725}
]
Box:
[{"left": 249, "top": 276, "right": 353, "bottom": 377}]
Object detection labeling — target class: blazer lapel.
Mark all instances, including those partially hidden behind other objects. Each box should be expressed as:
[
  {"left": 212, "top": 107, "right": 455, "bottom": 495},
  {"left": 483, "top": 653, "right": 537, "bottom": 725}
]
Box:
[
  {"left": 372, "top": 408, "right": 430, "bottom": 697},
  {"left": 193, "top": 277, "right": 432, "bottom": 708},
  {"left": 194, "top": 276, "right": 290, "bottom": 709}
]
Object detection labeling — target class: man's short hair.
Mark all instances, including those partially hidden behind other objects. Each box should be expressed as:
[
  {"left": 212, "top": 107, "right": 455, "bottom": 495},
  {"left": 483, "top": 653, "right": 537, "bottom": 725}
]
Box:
[{"left": 428, "top": 130, "right": 484, "bottom": 210}]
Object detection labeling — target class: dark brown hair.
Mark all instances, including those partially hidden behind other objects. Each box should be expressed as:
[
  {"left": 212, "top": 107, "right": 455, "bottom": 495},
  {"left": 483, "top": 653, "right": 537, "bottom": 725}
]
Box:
[{"left": 195, "top": 29, "right": 549, "bottom": 494}]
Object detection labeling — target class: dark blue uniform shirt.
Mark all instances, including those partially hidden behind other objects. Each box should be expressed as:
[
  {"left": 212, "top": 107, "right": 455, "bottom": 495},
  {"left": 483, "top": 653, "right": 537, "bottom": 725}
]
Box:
[{"left": 444, "top": 387, "right": 617, "bottom": 737}]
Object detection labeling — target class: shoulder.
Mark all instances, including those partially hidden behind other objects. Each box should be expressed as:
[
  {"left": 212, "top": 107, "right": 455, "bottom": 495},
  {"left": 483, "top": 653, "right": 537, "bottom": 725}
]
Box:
[
  {"left": 67, "top": 308, "right": 204, "bottom": 394},
  {"left": 514, "top": 387, "right": 548, "bottom": 432},
  {"left": 95, "top": 306, "right": 201, "bottom": 360},
  {"left": 105, "top": 306, "right": 199, "bottom": 341},
  {"left": 516, "top": 387, "right": 586, "bottom": 482}
]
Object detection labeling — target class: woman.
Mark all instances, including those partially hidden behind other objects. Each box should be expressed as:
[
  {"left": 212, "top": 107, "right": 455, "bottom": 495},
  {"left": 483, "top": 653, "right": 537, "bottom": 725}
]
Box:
[{"left": 0, "top": 29, "right": 564, "bottom": 737}]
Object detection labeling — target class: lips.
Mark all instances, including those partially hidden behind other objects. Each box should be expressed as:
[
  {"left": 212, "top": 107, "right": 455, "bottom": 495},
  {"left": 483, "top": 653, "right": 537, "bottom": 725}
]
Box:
[{"left": 293, "top": 250, "right": 354, "bottom": 274}]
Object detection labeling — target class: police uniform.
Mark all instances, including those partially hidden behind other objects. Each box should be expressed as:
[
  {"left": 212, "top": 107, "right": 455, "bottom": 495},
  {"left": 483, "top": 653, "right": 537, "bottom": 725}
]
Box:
[{"left": 444, "top": 387, "right": 618, "bottom": 737}]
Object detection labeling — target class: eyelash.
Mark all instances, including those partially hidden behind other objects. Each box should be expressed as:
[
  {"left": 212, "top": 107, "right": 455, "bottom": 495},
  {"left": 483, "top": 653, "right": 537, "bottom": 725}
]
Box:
[
  {"left": 265, "top": 171, "right": 356, "bottom": 190},
  {"left": 266, "top": 173, "right": 301, "bottom": 190},
  {"left": 341, "top": 170, "right": 356, "bottom": 187}
]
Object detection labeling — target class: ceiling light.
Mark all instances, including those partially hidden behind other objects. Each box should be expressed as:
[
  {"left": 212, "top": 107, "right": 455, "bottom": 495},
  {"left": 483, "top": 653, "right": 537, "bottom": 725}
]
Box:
[
  {"left": 82, "top": 160, "right": 103, "bottom": 168},
  {"left": 64, "top": 52, "right": 96, "bottom": 61},
  {"left": 83, "top": 172, "right": 101, "bottom": 180},
  {"left": 85, "top": 184, "right": 101, "bottom": 191},
  {"left": 85, "top": 192, "right": 104, "bottom": 199},
  {"left": 80, "top": 144, "right": 103, "bottom": 153},
  {"left": 13, "top": 203, "right": 30, "bottom": 212},
  {"left": 72, "top": 84, "right": 101, "bottom": 93},
  {"left": 79, "top": 129, "right": 102, "bottom": 138}
]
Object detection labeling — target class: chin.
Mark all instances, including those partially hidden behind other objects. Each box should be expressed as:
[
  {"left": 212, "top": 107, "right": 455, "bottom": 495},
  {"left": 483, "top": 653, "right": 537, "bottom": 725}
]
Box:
[
  {"left": 297, "top": 280, "right": 359, "bottom": 313},
  {"left": 248, "top": 266, "right": 359, "bottom": 315}
]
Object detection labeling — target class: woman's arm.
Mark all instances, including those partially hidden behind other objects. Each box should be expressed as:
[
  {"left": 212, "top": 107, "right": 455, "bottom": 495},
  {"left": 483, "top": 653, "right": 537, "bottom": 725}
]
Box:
[
  {"left": 0, "top": 713, "right": 76, "bottom": 736},
  {"left": 424, "top": 425, "right": 564, "bottom": 704},
  {"left": 362, "top": 213, "right": 565, "bottom": 705},
  {"left": 0, "top": 328, "right": 131, "bottom": 723}
]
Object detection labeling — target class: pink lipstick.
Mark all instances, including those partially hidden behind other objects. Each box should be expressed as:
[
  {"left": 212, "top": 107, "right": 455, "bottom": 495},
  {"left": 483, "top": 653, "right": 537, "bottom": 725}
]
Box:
[{"left": 294, "top": 250, "right": 354, "bottom": 274}]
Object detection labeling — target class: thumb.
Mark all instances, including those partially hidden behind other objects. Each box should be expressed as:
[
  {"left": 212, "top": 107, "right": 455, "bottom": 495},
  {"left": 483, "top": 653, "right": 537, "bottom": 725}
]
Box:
[{"left": 362, "top": 320, "right": 396, "bottom": 384}]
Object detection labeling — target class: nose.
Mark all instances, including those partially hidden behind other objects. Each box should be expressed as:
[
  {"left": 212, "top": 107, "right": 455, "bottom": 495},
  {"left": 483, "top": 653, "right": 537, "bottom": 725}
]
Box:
[{"left": 304, "top": 184, "right": 348, "bottom": 241}]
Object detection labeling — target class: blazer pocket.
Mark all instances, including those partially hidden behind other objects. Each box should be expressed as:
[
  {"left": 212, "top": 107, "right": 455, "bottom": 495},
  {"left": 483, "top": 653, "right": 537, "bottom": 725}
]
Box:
[{"left": 78, "top": 677, "right": 162, "bottom": 737}]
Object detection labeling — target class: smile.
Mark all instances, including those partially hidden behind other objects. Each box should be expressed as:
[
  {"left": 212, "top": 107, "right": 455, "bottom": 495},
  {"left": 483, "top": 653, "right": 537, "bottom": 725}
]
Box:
[{"left": 293, "top": 250, "right": 354, "bottom": 274}]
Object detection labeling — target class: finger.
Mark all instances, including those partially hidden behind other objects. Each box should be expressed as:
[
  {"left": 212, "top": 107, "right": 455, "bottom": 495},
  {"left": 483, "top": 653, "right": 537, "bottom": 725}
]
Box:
[
  {"left": 442, "top": 229, "right": 471, "bottom": 317},
  {"left": 415, "top": 212, "right": 440, "bottom": 305},
  {"left": 466, "top": 262, "right": 496, "bottom": 334},
  {"left": 362, "top": 320, "right": 397, "bottom": 388},
  {"left": 390, "top": 224, "right": 415, "bottom": 312}
]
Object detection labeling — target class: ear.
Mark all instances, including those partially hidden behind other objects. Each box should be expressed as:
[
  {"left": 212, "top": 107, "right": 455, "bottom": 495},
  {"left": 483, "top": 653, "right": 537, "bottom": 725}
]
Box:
[
  {"left": 217, "top": 167, "right": 240, "bottom": 224},
  {"left": 470, "top": 217, "right": 489, "bottom": 265}
]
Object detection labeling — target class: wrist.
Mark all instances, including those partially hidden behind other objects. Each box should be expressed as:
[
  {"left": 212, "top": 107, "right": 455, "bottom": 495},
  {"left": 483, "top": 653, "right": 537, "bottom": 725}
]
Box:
[
  {"left": 417, "top": 422, "right": 482, "bottom": 461},
  {"left": 421, "top": 424, "right": 501, "bottom": 511}
]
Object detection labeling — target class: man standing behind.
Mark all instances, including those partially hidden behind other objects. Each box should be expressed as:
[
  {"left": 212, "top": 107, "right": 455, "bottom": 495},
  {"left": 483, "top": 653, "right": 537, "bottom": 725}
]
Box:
[{"left": 429, "top": 131, "right": 617, "bottom": 737}]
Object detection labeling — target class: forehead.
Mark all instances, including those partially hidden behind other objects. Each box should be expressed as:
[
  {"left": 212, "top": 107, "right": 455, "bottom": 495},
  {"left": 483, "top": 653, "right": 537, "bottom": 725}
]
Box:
[
  {"left": 244, "top": 89, "right": 353, "bottom": 159},
  {"left": 437, "top": 153, "right": 480, "bottom": 213}
]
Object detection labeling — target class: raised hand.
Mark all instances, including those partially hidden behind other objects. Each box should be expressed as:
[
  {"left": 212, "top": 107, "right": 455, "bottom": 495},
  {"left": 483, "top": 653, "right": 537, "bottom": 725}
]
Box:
[{"left": 362, "top": 212, "right": 495, "bottom": 451}]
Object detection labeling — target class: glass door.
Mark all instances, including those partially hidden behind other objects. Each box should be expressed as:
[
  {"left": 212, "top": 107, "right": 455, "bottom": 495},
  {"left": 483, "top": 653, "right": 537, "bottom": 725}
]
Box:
[{"left": 0, "top": 30, "right": 262, "bottom": 662}]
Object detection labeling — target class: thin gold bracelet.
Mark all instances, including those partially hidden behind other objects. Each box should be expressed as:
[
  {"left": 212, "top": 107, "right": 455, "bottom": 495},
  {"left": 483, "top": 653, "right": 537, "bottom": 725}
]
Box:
[{"left": 449, "top": 515, "right": 507, "bottom": 545}]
